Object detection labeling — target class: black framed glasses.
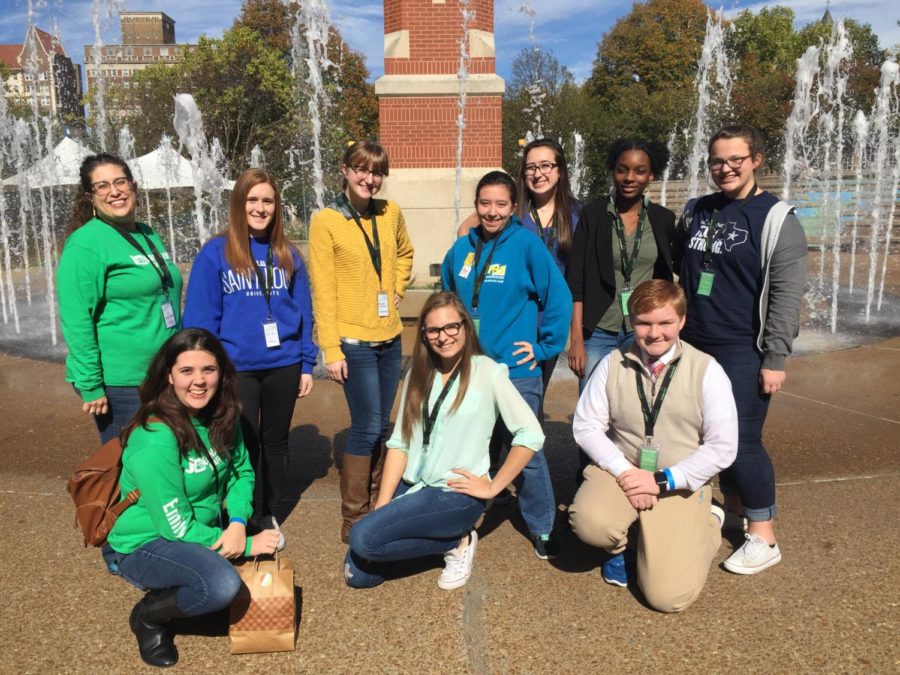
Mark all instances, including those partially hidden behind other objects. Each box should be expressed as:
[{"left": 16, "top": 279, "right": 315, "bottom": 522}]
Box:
[
  {"left": 523, "top": 162, "right": 557, "bottom": 176},
  {"left": 421, "top": 321, "right": 464, "bottom": 340},
  {"left": 91, "top": 176, "right": 132, "bottom": 195},
  {"left": 707, "top": 155, "right": 751, "bottom": 171},
  {"left": 350, "top": 165, "right": 385, "bottom": 180}
]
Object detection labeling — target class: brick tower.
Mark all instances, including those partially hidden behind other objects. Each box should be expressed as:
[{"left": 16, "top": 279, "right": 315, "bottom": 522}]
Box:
[{"left": 375, "top": 0, "right": 504, "bottom": 282}]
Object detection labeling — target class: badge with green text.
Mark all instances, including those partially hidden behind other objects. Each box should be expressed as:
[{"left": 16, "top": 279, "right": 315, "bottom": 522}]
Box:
[
  {"left": 697, "top": 270, "right": 715, "bottom": 297},
  {"left": 618, "top": 288, "right": 633, "bottom": 316},
  {"left": 638, "top": 445, "right": 659, "bottom": 472}
]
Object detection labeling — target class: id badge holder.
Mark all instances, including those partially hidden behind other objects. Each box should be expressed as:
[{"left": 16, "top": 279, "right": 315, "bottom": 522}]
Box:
[
  {"left": 618, "top": 287, "right": 633, "bottom": 317},
  {"left": 160, "top": 298, "right": 176, "bottom": 329},
  {"left": 377, "top": 291, "right": 390, "bottom": 318},
  {"left": 638, "top": 443, "right": 659, "bottom": 472},
  {"left": 262, "top": 320, "right": 281, "bottom": 348},
  {"left": 697, "top": 270, "right": 715, "bottom": 297},
  {"left": 472, "top": 317, "right": 481, "bottom": 336}
]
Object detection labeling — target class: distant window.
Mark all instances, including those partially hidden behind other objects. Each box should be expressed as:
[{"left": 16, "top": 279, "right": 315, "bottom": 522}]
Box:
[
  {"left": 38, "top": 72, "right": 46, "bottom": 81},
  {"left": 144, "top": 47, "right": 151, "bottom": 56},
  {"left": 25, "top": 73, "right": 33, "bottom": 81},
  {"left": 160, "top": 47, "right": 169, "bottom": 57}
]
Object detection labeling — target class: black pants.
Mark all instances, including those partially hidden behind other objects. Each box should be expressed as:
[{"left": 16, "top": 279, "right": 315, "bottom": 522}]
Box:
[{"left": 237, "top": 363, "right": 301, "bottom": 524}]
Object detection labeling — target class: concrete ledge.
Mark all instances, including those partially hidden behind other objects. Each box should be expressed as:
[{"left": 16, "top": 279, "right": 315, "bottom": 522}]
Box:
[
  {"left": 374, "top": 73, "right": 505, "bottom": 97},
  {"left": 383, "top": 30, "right": 409, "bottom": 59}
]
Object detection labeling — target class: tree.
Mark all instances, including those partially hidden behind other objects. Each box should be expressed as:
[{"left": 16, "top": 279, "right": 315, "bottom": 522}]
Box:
[
  {"left": 583, "top": 0, "right": 709, "bottom": 196},
  {"left": 730, "top": 6, "right": 798, "bottom": 73}
]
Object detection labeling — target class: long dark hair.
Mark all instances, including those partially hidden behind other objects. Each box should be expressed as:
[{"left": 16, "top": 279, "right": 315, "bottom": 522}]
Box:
[
  {"left": 516, "top": 138, "right": 579, "bottom": 257},
  {"left": 400, "top": 291, "right": 484, "bottom": 444},
  {"left": 122, "top": 329, "right": 241, "bottom": 460},
  {"left": 475, "top": 170, "right": 518, "bottom": 205},
  {"left": 70, "top": 153, "right": 136, "bottom": 233},
  {"left": 222, "top": 168, "right": 295, "bottom": 278}
]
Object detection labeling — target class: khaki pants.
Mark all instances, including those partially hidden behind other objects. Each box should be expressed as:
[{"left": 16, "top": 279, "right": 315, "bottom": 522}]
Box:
[{"left": 569, "top": 465, "right": 721, "bottom": 613}]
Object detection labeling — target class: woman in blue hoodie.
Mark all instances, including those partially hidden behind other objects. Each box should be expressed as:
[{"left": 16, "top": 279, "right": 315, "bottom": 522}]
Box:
[
  {"left": 441, "top": 171, "right": 572, "bottom": 560},
  {"left": 183, "top": 169, "right": 318, "bottom": 542}
]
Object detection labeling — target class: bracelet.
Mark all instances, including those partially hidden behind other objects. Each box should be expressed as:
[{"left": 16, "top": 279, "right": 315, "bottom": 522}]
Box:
[{"left": 229, "top": 517, "right": 247, "bottom": 526}]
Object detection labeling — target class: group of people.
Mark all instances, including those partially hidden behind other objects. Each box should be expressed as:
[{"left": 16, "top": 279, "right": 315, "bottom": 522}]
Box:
[{"left": 57, "top": 123, "right": 806, "bottom": 667}]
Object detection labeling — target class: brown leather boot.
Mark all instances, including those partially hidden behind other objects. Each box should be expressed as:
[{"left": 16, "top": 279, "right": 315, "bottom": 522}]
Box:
[
  {"left": 341, "top": 453, "right": 373, "bottom": 543},
  {"left": 368, "top": 443, "right": 386, "bottom": 508}
]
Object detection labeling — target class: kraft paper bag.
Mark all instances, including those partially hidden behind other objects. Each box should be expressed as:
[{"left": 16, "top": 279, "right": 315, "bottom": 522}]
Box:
[{"left": 229, "top": 555, "right": 296, "bottom": 654}]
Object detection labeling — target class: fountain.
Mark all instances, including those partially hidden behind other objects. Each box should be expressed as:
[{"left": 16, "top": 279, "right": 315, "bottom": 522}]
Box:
[{"left": 454, "top": 0, "right": 474, "bottom": 232}]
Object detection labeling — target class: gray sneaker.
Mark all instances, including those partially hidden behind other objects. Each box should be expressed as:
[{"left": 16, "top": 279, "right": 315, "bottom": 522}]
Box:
[{"left": 723, "top": 533, "right": 782, "bottom": 575}]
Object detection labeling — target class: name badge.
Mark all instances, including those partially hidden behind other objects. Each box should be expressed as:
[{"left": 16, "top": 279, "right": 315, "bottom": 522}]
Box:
[
  {"left": 160, "top": 299, "right": 176, "bottom": 329},
  {"left": 638, "top": 444, "right": 659, "bottom": 472},
  {"left": 472, "top": 317, "right": 480, "bottom": 336},
  {"left": 377, "top": 291, "right": 390, "bottom": 318},
  {"left": 458, "top": 251, "right": 475, "bottom": 279},
  {"left": 697, "top": 270, "right": 715, "bottom": 297},
  {"left": 263, "top": 320, "right": 280, "bottom": 348},
  {"left": 618, "top": 288, "right": 633, "bottom": 316}
]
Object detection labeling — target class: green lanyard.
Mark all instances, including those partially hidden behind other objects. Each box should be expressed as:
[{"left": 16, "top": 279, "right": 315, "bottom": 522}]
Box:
[
  {"left": 421, "top": 368, "right": 461, "bottom": 449},
  {"left": 530, "top": 206, "right": 556, "bottom": 251},
  {"left": 250, "top": 245, "right": 275, "bottom": 320},
  {"left": 634, "top": 361, "right": 679, "bottom": 440},
  {"left": 612, "top": 201, "right": 646, "bottom": 287},
  {"left": 339, "top": 193, "right": 382, "bottom": 280}
]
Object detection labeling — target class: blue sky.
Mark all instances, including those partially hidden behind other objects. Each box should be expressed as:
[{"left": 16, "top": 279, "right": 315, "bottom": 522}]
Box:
[{"left": 0, "top": 0, "right": 898, "bottom": 84}]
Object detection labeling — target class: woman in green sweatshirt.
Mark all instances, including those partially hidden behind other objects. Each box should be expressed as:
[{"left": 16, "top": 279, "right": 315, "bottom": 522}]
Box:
[
  {"left": 103, "top": 328, "right": 281, "bottom": 668},
  {"left": 57, "top": 153, "right": 183, "bottom": 443}
]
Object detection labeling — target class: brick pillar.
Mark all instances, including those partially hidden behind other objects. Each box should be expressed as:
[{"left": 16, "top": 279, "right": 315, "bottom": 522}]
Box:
[{"left": 375, "top": 0, "right": 504, "bottom": 282}]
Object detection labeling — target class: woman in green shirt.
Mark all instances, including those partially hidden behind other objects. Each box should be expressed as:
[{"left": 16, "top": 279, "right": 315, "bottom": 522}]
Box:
[
  {"left": 102, "top": 329, "right": 281, "bottom": 668},
  {"left": 57, "top": 154, "right": 183, "bottom": 443},
  {"left": 343, "top": 291, "right": 544, "bottom": 590}
]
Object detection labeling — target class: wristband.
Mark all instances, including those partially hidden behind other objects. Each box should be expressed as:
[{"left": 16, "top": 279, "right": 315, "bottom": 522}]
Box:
[
  {"left": 653, "top": 471, "right": 669, "bottom": 495},
  {"left": 229, "top": 517, "right": 247, "bottom": 526}
]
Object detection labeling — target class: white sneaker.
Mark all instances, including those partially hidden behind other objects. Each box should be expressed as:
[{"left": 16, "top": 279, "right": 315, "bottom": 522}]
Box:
[
  {"left": 710, "top": 505, "right": 725, "bottom": 528},
  {"left": 437, "top": 530, "right": 478, "bottom": 590},
  {"left": 723, "top": 533, "right": 782, "bottom": 575}
]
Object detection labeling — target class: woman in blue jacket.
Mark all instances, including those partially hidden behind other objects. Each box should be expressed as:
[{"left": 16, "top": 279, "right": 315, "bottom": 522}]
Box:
[
  {"left": 442, "top": 171, "right": 572, "bottom": 560},
  {"left": 183, "top": 169, "right": 318, "bottom": 542}
]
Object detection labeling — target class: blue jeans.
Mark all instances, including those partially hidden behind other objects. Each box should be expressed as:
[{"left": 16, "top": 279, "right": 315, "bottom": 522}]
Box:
[
  {"left": 76, "top": 385, "right": 141, "bottom": 444},
  {"left": 342, "top": 339, "right": 403, "bottom": 457},
  {"left": 102, "top": 539, "right": 241, "bottom": 616},
  {"left": 695, "top": 344, "right": 776, "bottom": 522},
  {"left": 344, "top": 482, "right": 485, "bottom": 588},
  {"left": 579, "top": 327, "right": 634, "bottom": 395},
  {"left": 492, "top": 375, "right": 556, "bottom": 537}
]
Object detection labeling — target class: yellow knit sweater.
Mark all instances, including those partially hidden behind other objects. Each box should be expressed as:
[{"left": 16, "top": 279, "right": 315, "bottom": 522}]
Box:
[{"left": 309, "top": 199, "right": 414, "bottom": 363}]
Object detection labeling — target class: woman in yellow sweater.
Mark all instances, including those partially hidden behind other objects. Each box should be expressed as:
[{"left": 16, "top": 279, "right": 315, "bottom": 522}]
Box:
[{"left": 309, "top": 141, "right": 415, "bottom": 542}]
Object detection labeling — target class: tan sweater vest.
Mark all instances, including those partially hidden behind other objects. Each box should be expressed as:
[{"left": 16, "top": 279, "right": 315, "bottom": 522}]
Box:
[{"left": 605, "top": 341, "right": 711, "bottom": 470}]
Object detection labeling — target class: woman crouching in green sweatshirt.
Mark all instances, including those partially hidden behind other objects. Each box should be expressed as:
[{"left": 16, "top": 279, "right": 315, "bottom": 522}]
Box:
[
  {"left": 102, "top": 329, "right": 281, "bottom": 668},
  {"left": 57, "top": 154, "right": 183, "bottom": 443}
]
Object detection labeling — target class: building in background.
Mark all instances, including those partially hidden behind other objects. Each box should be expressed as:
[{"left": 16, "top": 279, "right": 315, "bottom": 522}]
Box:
[
  {"left": 0, "top": 26, "right": 84, "bottom": 125},
  {"left": 82, "top": 11, "right": 193, "bottom": 117}
]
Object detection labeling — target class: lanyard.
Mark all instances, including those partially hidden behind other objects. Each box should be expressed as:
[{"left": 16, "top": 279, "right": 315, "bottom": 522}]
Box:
[
  {"left": 109, "top": 222, "right": 173, "bottom": 295},
  {"left": 470, "top": 234, "right": 498, "bottom": 312},
  {"left": 250, "top": 245, "right": 275, "bottom": 318},
  {"left": 421, "top": 368, "right": 461, "bottom": 448},
  {"left": 612, "top": 201, "right": 646, "bottom": 286},
  {"left": 634, "top": 360, "right": 679, "bottom": 440},
  {"left": 702, "top": 183, "right": 758, "bottom": 269},
  {"left": 530, "top": 206, "right": 555, "bottom": 251},
  {"left": 340, "top": 193, "right": 382, "bottom": 281}
]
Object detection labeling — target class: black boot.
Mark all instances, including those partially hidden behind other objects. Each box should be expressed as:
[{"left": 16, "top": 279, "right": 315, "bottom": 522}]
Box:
[{"left": 129, "top": 589, "right": 185, "bottom": 668}]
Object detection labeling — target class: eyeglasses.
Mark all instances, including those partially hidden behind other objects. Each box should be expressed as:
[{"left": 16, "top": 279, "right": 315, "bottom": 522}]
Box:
[
  {"left": 524, "top": 162, "right": 558, "bottom": 176},
  {"left": 421, "top": 321, "right": 464, "bottom": 340},
  {"left": 91, "top": 177, "right": 132, "bottom": 195},
  {"left": 349, "top": 165, "right": 385, "bottom": 180},
  {"left": 707, "top": 155, "right": 751, "bottom": 171}
]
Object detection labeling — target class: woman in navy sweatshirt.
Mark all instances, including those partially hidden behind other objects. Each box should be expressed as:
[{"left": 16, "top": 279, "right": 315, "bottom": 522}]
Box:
[{"left": 183, "top": 169, "right": 318, "bottom": 542}]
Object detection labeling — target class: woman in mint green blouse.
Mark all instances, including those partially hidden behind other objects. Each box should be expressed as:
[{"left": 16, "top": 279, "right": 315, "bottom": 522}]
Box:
[{"left": 343, "top": 291, "right": 544, "bottom": 590}]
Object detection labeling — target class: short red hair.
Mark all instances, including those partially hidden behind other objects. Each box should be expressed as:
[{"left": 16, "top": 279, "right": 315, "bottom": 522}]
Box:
[{"left": 628, "top": 279, "right": 687, "bottom": 318}]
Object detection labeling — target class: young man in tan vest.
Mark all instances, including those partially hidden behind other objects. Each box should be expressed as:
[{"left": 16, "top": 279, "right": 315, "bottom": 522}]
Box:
[{"left": 569, "top": 279, "right": 738, "bottom": 612}]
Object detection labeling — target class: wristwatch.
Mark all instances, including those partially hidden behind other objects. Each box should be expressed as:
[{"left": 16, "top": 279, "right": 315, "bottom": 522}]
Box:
[{"left": 653, "top": 471, "right": 669, "bottom": 495}]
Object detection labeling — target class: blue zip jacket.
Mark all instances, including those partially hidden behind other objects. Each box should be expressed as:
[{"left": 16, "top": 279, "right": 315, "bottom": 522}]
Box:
[
  {"left": 183, "top": 236, "right": 318, "bottom": 373},
  {"left": 441, "top": 217, "right": 572, "bottom": 379}
]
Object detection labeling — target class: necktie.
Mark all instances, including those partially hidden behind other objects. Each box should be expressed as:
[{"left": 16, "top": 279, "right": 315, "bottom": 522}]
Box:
[{"left": 647, "top": 359, "right": 664, "bottom": 382}]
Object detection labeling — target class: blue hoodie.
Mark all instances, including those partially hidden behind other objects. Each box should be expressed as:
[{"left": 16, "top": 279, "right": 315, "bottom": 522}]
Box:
[
  {"left": 441, "top": 218, "right": 572, "bottom": 379},
  {"left": 183, "top": 236, "right": 318, "bottom": 373}
]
